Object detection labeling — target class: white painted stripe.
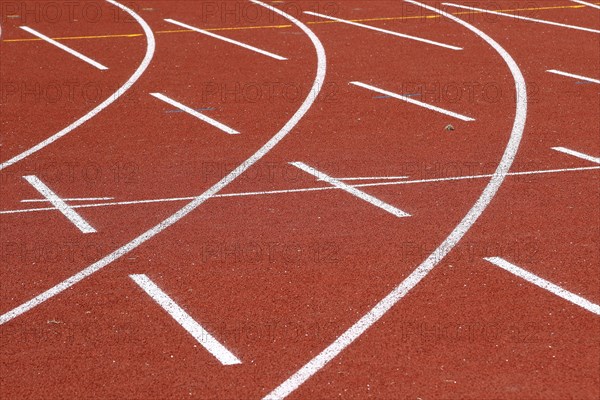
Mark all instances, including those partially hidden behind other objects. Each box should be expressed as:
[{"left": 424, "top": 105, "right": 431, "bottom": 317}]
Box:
[
  {"left": 0, "top": 0, "right": 155, "bottom": 171},
  {"left": 547, "top": 69, "right": 600, "bottom": 84},
  {"left": 443, "top": 2, "right": 600, "bottom": 34},
  {"left": 351, "top": 81, "right": 475, "bottom": 122},
  {"left": 264, "top": 0, "right": 528, "bottom": 397},
  {"left": 20, "top": 26, "right": 108, "bottom": 70},
  {"left": 291, "top": 162, "right": 410, "bottom": 218},
  {"left": 151, "top": 93, "right": 239, "bottom": 134},
  {"left": 571, "top": 0, "right": 600, "bottom": 10},
  {"left": 320, "top": 176, "right": 410, "bottom": 181},
  {"left": 22, "top": 197, "right": 114, "bottom": 203},
  {"left": 3, "top": 166, "right": 598, "bottom": 216},
  {"left": 0, "top": 0, "right": 326, "bottom": 326},
  {"left": 304, "top": 11, "right": 462, "bottom": 50},
  {"left": 552, "top": 147, "right": 600, "bottom": 164},
  {"left": 164, "top": 18, "right": 287, "bottom": 60},
  {"left": 484, "top": 257, "right": 600, "bottom": 315},
  {"left": 23, "top": 176, "right": 96, "bottom": 234},
  {"left": 130, "top": 274, "right": 241, "bottom": 365},
  {"left": 2, "top": 166, "right": 598, "bottom": 216}
]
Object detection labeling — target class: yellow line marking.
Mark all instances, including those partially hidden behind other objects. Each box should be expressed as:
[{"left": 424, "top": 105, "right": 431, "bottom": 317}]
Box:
[{"left": 1, "top": 3, "right": 591, "bottom": 44}]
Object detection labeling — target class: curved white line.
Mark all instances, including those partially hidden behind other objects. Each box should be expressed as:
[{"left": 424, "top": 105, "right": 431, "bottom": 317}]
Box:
[
  {"left": 0, "top": 0, "right": 327, "bottom": 325},
  {"left": 264, "top": 0, "right": 528, "bottom": 398},
  {"left": 0, "top": 0, "right": 156, "bottom": 171}
]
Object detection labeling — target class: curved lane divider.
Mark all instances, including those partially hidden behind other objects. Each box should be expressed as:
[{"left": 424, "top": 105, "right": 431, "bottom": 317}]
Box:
[{"left": 263, "top": 0, "right": 528, "bottom": 397}]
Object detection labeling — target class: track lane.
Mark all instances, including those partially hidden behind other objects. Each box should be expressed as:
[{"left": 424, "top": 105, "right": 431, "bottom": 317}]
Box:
[{"left": 0, "top": 0, "right": 156, "bottom": 171}]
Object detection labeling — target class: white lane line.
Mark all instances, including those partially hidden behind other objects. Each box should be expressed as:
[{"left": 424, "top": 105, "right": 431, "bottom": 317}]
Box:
[
  {"left": 443, "top": 3, "right": 600, "bottom": 34},
  {"left": 20, "top": 26, "right": 108, "bottom": 70},
  {"left": 304, "top": 11, "right": 462, "bottom": 50},
  {"left": 21, "top": 197, "right": 114, "bottom": 203},
  {"left": 151, "top": 93, "right": 239, "bottom": 135},
  {"left": 320, "top": 176, "right": 410, "bottom": 181},
  {"left": 3, "top": 166, "right": 598, "bottom": 216},
  {"left": 484, "top": 257, "right": 600, "bottom": 315},
  {"left": 552, "top": 147, "right": 600, "bottom": 164},
  {"left": 291, "top": 162, "right": 410, "bottom": 218},
  {"left": 547, "top": 69, "right": 600, "bottom": 84},
  {"left": 0, "top": 0, "right": 326, "bottom": 326},
  {"left": 23, "top": 176, "right": 96, "bottom": 234},
  {"left": 0, "top": 0, "right": 155, "bottom": 171},
  {"left": 130, "top": 274, "right": 241, "bottom": 365},
  {"left": 571, "top": 0, "right": 600, "bottom": 10},
  {"left": 264, "top": 0, "right": 528, "bottom": 397},
  {"left": 164, "top": 18, "right": 287, "bottom": 60},
  {"left": 351, "top": 81, "right": 475, "bottom": 122}
]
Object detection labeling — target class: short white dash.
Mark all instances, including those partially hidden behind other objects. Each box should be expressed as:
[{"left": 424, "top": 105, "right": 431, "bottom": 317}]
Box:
[
  {"left": 351, "top": 81, "right": 475, "bottom": 122},
  {"left": 164, "top": 18, "right": 287, "bottom": 60},
  {"left": 547, "top": 69, "right": 600, "bottom": 84},
  {"left": 571, "top": 0, "right": 600, "bottom": 10},
  {"left": 130, "top": 274, "right": 242, "bottom": 365},
  {"left": 552, "top": 147, "right": 600, "bottom": 164},
  {"left": 20, "top": 26, "right": 108, "bottom": 70},
  {"left": 291, "top": 162, "right": 410, "bottom": 218},
  {"left": 23, "top": 176, "right": 96, "bottom": 233},
  {"left": 443, "top": 3, "right": 600, "bottom": 34},
  {"left": 151, "top": 93, "right": 239, "bottom": 135},
  {"left": 484, "top": 257, "right": 600, "bottom": 315},
  {"left": 305, "top": 11, "right": 463, "bottom": 50}
]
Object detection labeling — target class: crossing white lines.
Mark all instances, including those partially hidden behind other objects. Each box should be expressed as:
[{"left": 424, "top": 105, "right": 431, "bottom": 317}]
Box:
[
  {"left": 23, "top": 176, "right": 96, "bottom": 234},
  {"left": 3, "top": 165, "right": 598, "bottom": 216},
  {"left": 0, "top": 0, "right": 326, "bottom": 327},
  {"left": 291, "top": 162, "right": 410, "bottom": 218}
]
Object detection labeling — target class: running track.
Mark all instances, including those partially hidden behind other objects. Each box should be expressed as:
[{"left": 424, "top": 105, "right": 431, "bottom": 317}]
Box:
[{"left": 0, "top": 1, "right": 598, "bottom": 398}]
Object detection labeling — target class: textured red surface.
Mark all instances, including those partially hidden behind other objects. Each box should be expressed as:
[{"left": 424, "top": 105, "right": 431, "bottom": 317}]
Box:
[{"left": 1, "top": 1, "right": 598, "bottom": 399}]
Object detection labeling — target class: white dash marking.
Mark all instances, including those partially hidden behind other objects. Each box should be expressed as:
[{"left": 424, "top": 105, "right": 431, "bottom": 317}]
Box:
[
  {"left": 571, "top": 0, "right": 600, "bottom": 10},
  {"left": 130, "top": 274, "right": 242, "bottom": 365},
  {"left": 443, "top": 3, "right": 600, "bottom": 34},
  {"left": 151, "top": 93, "right": 239, "bottom": 135},
  {"left": 20, "top": 26, "right": 108, "bottom": 70},
  {"left": 484, "top": 257, "right": 600, "bottom": 315},
  {"left": 547, "top": 69, "right": 600, "bottom": 84},
  {"left": 291, "top": 162, "right": 410, "bottom": 218},
  {"left": 23, "top": 176, "right": 96, "bottom": 234},
  {"left": 552, "top": 147, "right": 600, "bottom": 164},
  {"left": 305, "top": 11, "right": 463, "bottom": 50},
  {"left": 351, "top": 81, "right": 475, "bottom": 122},
  {"left": 164, "top": 18, "right": 287, "bottom": 60},
  {"left": 22, "top": 197, "right": 114, "bottom": 203}
]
